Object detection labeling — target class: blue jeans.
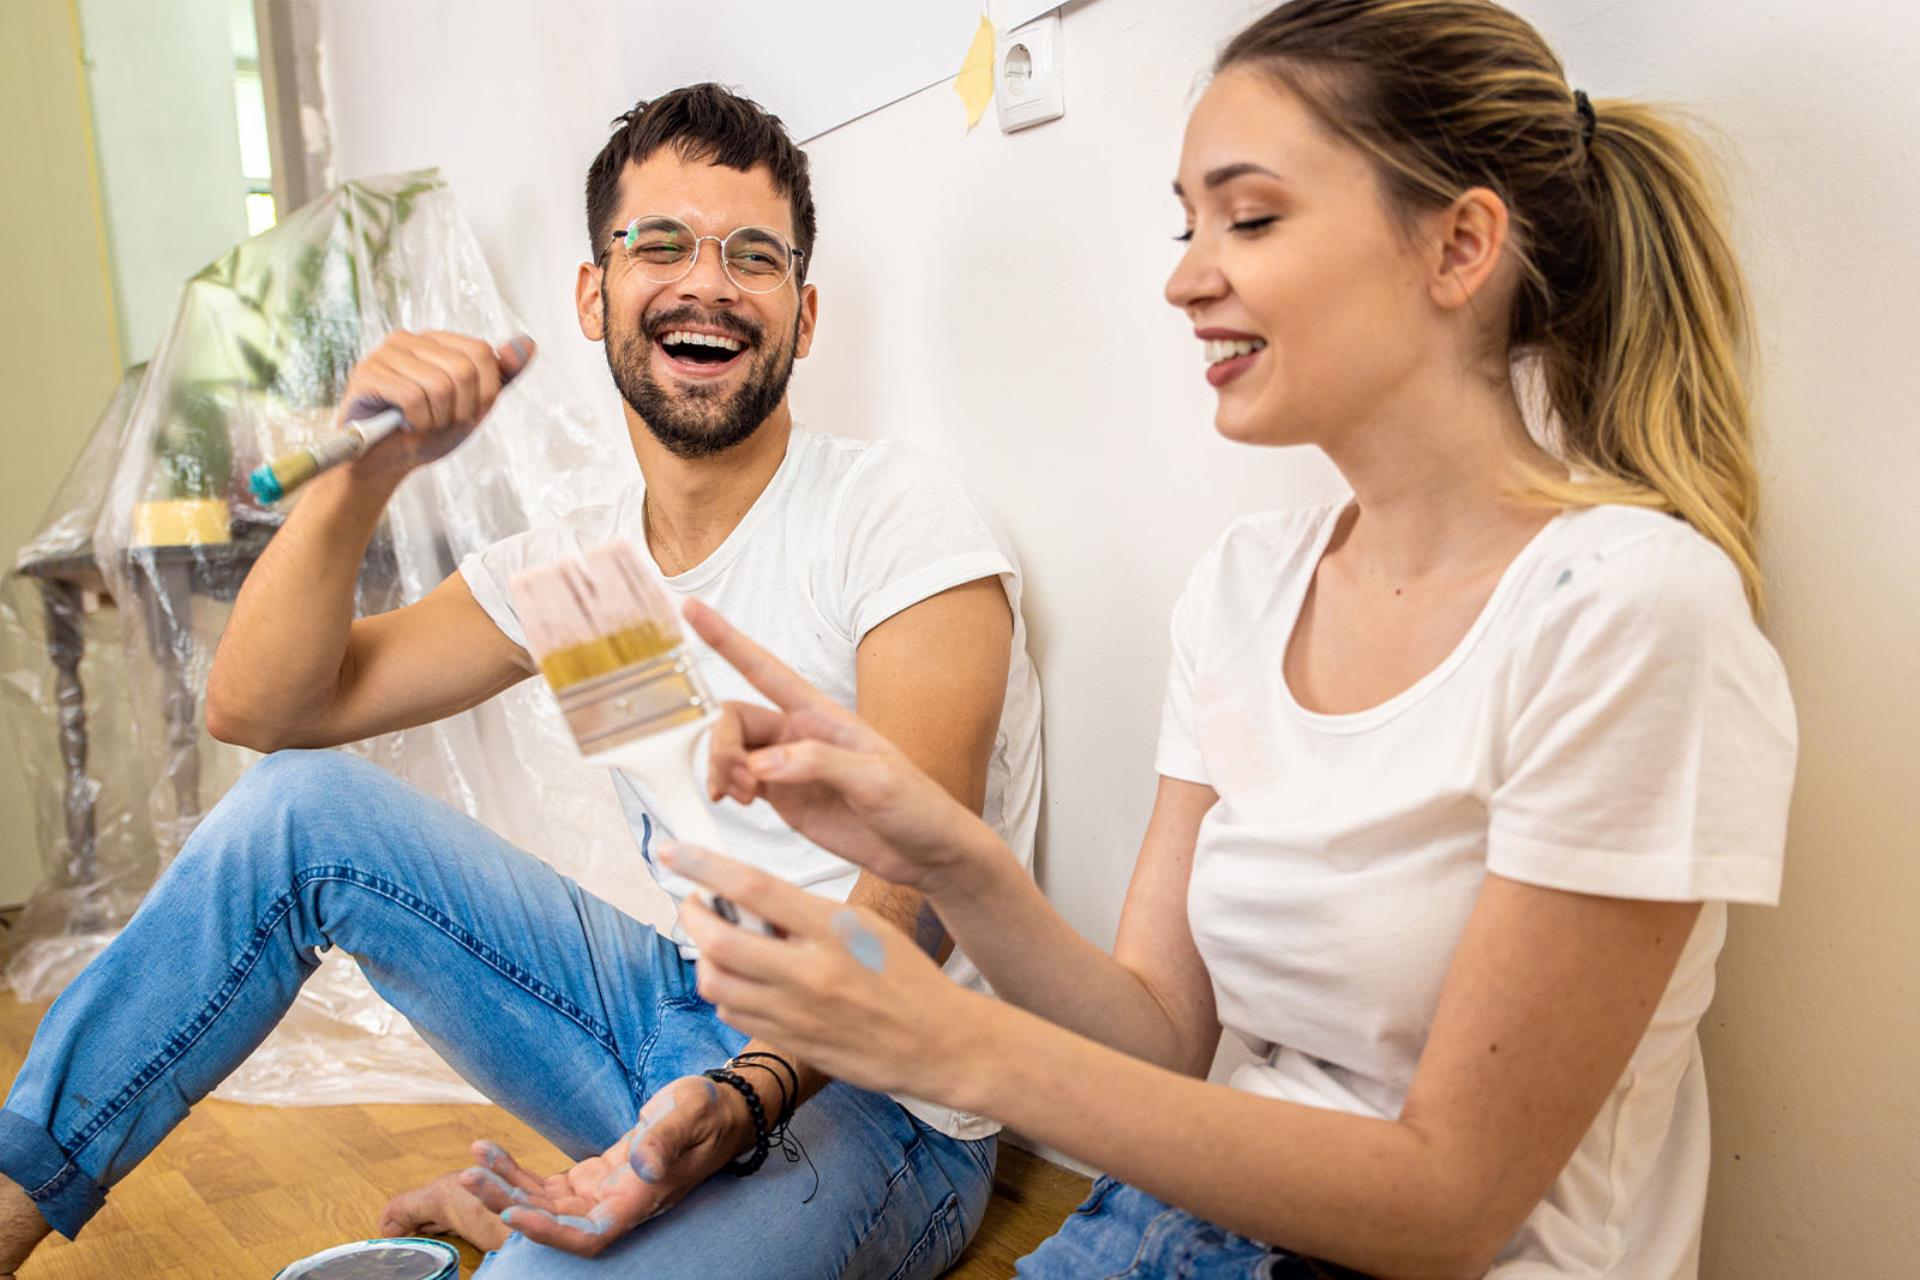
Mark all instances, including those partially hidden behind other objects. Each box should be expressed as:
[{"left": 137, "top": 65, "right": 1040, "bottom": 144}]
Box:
[
  {"left": 1016, "top": 1177, "right": 1371, "bottom": 1280},
  {"left": 0, "top": 750, "right": 993, "bottom": 1279}
]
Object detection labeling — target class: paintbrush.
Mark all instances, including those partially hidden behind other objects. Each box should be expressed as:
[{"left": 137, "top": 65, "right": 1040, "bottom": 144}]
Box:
[
  {"left": 249, "top": 407, "right": 406, "bottom": 504},
  {"left": 249, "top": 335, "right": 533, "bottom": 505},
  {"left": 508, "top": 540, "right": 772, "bottom": 935}
]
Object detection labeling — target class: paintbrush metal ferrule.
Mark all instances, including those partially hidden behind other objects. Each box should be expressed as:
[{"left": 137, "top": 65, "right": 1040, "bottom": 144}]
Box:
[
  {"left": 506, "top": 541, "right": 776, "bottom": 939},
  {"left": 248, "top": 407, "right": 406, "bottom": 504},
  {"left": 556, "top": 647, "right": 715, "bottom": 757}
]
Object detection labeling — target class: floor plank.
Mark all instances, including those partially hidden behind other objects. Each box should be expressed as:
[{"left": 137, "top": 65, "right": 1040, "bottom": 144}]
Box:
[
  {"left": 947, "top": 1145, "right": 1092, "bottom": 1278},
  {"left": 0, "top": 992, "right": 554, "bottom": 1278},
  {"left": 0, "top": 993, "right": 1088, "bottom": 1276}
]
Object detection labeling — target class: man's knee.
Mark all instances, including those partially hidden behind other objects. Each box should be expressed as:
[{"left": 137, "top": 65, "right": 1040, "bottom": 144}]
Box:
[
  {"left": 242, "top": 747, "right": 387, "bottom": 801},
  {"left": 180, "top": 749, "right": 391, "bottom": 872}
]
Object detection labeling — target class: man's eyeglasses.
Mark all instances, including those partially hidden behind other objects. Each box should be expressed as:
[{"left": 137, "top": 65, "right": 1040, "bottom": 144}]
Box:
[{"left": 601, "top": 215, "right": 804, "bottom": 295}]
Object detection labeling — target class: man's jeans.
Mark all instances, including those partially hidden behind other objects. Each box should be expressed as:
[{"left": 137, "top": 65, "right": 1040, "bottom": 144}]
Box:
[{"left": 0, "top": 750, "right": 993, "bottom": 1278}]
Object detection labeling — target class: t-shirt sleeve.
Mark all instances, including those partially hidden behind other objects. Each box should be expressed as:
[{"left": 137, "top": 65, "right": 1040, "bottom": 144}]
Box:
[
  {"left": 828, "top": 444, "right": 1017, "bottom": 643},
  {"left": 1154, "top": 547, "right": 1215, "bottom": 785},
  {"left": 457, "top": 524, "right": 587, "bottom": 652},
  {"left": 1487, "top": 530, "right": 1797, "bottom": 904}
]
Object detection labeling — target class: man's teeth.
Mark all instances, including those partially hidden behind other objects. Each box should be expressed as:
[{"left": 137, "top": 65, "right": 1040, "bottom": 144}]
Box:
[
  {"left": 1204, "top": 337, "right": 1267, "bottom": 364},
  {"left": 660, "top": 330, "right": 745, "bottom": 353}
]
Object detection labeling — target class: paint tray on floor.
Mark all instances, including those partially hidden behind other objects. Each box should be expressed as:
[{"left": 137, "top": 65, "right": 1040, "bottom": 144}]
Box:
[{"left": 271, "top": 1236, "right": 459, "bottom": 1280}]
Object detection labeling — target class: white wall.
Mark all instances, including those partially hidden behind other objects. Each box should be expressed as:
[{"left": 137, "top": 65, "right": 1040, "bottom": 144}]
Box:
[
  {"left": 311, "top": 0, "right": 629, "bottom": 438},
  {"left": 306, "top": 0, "right": 1919, "bottom": 1273},
  {"left": 800, "top": 0, "right": 1337, "bottom": 949}
]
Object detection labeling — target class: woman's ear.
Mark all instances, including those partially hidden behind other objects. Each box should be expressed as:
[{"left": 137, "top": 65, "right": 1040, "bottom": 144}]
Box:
[{"left": 1428, "top": 186, "right": 1509, "bottom": 312}]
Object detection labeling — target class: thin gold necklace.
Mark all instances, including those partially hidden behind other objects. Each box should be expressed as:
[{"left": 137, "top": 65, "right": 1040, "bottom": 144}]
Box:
[{"left": 644, "top": 497, "right": 691, "bottom": 577}]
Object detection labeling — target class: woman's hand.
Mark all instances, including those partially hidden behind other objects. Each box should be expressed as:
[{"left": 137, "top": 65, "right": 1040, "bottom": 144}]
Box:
[
  {"left": 686, "top": 598, "right": 1006, "bottom": 896},
  {"left": 666, "top": 841, "right": 994, "bottom": 1103}
]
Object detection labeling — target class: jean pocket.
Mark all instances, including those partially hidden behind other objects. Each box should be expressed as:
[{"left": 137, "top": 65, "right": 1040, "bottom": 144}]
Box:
[
  {"left": 1072, "top": 1174, "right": 1120, "bottom": 1218},
  {"left": 887, "top": 1191, "right": 966, "bottom": 1280}
]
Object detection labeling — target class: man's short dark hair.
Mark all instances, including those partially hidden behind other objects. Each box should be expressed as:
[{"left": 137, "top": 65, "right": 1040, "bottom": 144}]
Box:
[{"left": 586, "top": 83, "right": 817, "bottom": 284}]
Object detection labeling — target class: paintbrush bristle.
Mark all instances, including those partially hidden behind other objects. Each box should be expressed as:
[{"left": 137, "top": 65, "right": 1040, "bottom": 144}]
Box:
[{"left": 509, "top": 541, "right": 681, "bottom": 691}]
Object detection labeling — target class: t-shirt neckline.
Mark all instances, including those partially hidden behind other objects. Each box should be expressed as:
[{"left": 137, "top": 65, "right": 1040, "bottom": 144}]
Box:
[
  {"left": 633, "top": 428, "right": 807, "bottom": 590},
  {"left": 1277, "top": 497, "right": 1564, "bottom": 734}
]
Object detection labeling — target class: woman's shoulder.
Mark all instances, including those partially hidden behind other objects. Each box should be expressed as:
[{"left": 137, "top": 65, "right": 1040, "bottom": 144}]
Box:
[
  {"left": 1531, "top": 504, "right": 1751, "bottom": 627},
  {"left": 1201, "top": 499, "right": 1348, "bottom": 580},
  {"left": 1513, "top": 505, "right": 1788, "bottom": 710}
]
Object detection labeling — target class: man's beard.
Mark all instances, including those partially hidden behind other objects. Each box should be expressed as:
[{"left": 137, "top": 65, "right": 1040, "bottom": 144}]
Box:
[{"left": 604, "top": 297, "right": 800, "bottom": 460}]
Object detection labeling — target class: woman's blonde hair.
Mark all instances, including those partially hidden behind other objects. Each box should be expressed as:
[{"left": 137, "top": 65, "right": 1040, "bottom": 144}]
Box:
[{"left": 1222, "top": 0, "right": 1763, "bottom": 611}]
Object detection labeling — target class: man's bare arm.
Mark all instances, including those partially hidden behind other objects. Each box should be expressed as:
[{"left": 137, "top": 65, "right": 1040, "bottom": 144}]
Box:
[{"left": 206, "top": 331, "right": 534, "bottom": 750}]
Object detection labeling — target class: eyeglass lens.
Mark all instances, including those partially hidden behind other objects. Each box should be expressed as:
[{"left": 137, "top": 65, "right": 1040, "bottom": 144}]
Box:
[{"left": 619, "top": 216, "right": 795, "bottom": 292}]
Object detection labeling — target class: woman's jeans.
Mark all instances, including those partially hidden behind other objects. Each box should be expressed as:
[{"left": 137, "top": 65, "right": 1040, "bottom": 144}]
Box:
[
  {"left": 1016, "top": 1176, "right": 1373, "bottom": 1280},
  {"left": 0, "top": 750, "right": 993, "bottom": 1279}
]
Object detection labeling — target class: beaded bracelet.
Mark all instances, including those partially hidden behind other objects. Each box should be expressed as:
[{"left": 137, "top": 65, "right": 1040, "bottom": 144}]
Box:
[
  {"left": 704, "top": 1067, "right": 771, "bottom": 1176},
  {"left": 730, "top": 1051, "right": 801, "bottom": 1128},
  {"left": 721, "top": 1052, "right": 820, "bottom": 1203}
]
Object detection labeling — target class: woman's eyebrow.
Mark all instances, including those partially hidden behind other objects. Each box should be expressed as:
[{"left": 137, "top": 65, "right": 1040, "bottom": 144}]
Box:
[{"left": 1172, "top": 161, "right": 1285, "bottom": 199}]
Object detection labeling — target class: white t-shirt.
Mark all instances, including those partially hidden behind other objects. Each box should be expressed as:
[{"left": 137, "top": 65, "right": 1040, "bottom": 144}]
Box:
[
  {"left": 460, "top": 427, "right": 1044, "bottom": 1140},
  {"left": 1156, "top": 499, "right": 1796, "bottom": 1278}
]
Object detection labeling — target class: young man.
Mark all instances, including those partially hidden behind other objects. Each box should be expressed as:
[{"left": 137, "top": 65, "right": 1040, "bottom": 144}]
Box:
[{"left": 0, "top": 85, "right": 1042, "bottom": 1278}]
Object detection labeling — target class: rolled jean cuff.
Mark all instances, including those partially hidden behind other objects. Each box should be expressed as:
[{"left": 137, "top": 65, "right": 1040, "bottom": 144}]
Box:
[{"left": 0, "top": 1109, "right": 105, "bottom": 1238}]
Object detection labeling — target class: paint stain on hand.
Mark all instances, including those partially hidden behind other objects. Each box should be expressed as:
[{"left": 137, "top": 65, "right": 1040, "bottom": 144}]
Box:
[
  {"left": 831, "top": 909, "right": 887, "bottom": 972},
  {"left": 505, "top": 1205, "right": 613, "bottom": 1237}
]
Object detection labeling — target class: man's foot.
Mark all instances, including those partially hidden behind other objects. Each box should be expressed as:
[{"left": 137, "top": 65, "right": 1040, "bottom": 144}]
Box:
[
  {"left": 0, "top": 1173, "right": 50, "bottom": 1275},
  {"left": 379, "top": 1169, "right": 511, "bottom": 1252}
]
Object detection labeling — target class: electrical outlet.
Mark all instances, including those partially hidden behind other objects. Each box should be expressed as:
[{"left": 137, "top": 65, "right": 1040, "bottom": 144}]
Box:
[{"left": 997, "top": 14, "right": 1065, "bottom": 133}]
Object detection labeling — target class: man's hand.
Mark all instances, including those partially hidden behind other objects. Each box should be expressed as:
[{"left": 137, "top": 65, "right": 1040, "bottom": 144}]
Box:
[
  {"left": 457, "top": 1073, "right": 753, "bottom": 1256},
  {"left": 338, "top": 329, "right": 534, "bottom": 477}
]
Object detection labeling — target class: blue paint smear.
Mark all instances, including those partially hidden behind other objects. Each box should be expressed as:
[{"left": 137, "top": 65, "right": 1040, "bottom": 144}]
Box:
[{"left": 831, "top": 909, "right": 887, "bottom": 972}]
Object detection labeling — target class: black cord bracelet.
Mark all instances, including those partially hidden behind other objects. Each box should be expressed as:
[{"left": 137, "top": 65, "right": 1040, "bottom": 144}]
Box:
[
  {"left": 730, "top": 1051, "right": 800, "bottom": 1128},
  {"left": 704, "top": 1067, "right": 771, "bottom": 1176},
  {"left": 726, "top": 1051, "right": 819, "bottom": 1203}
]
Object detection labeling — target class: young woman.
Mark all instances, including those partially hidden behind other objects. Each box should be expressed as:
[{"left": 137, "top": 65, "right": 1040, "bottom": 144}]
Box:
[{"left": 524, "top": 2, "right": 1797, "bottom": 1275}]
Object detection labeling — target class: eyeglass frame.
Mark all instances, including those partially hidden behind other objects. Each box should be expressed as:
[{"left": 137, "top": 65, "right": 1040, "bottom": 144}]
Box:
[{"left": 597, "top": 214, "right": 807, "bottom": 295}]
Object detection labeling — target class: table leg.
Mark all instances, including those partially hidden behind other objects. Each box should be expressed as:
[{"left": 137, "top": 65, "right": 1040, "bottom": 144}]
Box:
[
  {"left": 134, "top": 558, "right": 204, "bottom": 851},
  {"left": 39, "top": 579, "right": 96, "bottom": 885}
]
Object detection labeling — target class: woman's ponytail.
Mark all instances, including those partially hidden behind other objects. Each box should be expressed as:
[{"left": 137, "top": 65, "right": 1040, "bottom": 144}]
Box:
[{"left": 1532, "top": 101, "right": 1760, "bottom": 608}]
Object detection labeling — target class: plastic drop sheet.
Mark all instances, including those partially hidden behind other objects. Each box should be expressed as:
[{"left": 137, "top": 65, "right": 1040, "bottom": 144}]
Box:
[{"left": 2, "top": 170, "right": 669, "bottom": 1104}]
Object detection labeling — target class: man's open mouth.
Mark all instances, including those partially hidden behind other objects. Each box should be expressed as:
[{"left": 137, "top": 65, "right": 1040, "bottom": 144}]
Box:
[{"left": 655, "top": 328, "right": 752, "bottom": 369}]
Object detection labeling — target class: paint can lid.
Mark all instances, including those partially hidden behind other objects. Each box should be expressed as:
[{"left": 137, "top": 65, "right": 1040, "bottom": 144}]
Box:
[{"left": 270, "top": 1237, "right": 459, "bottom": 1280}]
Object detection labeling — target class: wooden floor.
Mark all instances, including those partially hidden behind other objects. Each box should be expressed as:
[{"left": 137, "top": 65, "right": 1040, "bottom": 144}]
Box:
[{"left": 0, "top": 994, "right": 1088, "bottom": 1277}]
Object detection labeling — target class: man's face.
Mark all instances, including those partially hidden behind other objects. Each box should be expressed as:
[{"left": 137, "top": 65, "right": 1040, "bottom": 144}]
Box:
[{"left": 578, "top": 149, "right": 818, "bottom": 459}]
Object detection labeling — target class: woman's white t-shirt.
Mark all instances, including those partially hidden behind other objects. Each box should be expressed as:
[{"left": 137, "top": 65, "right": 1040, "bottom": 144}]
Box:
[{"left": 1156, "top": 499, "right": 1795, "bottom": 1278}]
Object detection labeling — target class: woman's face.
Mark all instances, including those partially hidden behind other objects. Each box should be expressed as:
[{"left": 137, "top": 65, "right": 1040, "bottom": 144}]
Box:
[{"left": 1166, "top": 68, "right": 1445, "bottom": 451}]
